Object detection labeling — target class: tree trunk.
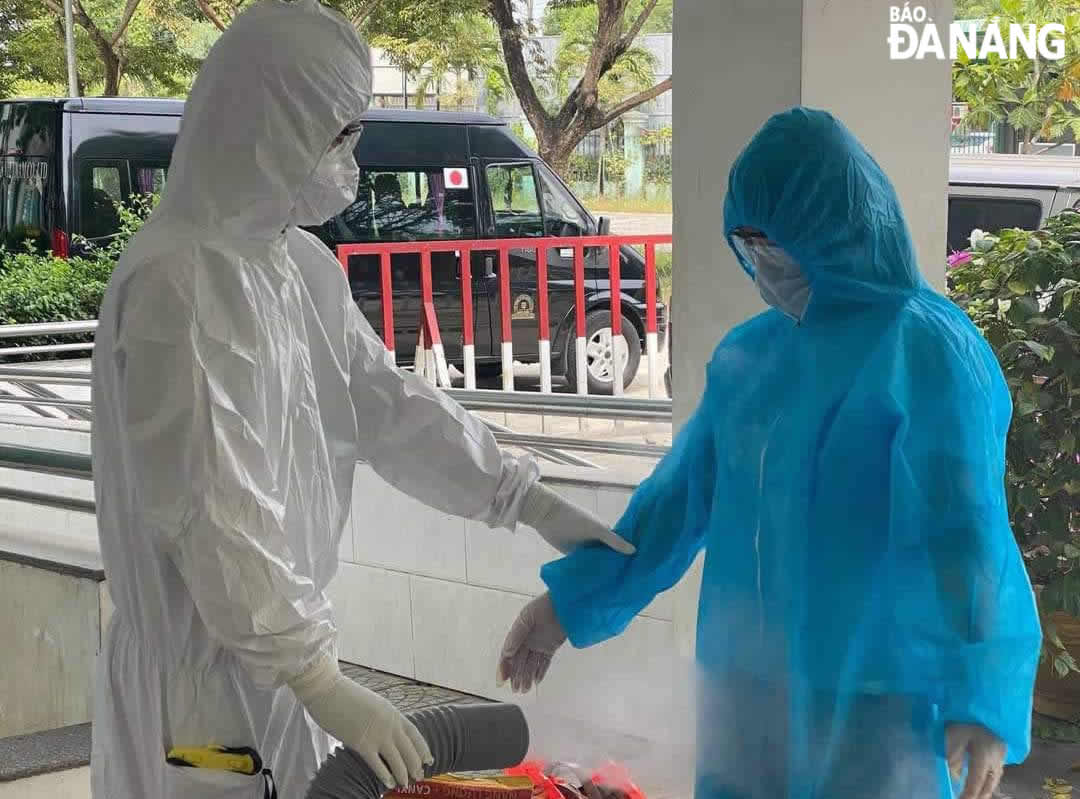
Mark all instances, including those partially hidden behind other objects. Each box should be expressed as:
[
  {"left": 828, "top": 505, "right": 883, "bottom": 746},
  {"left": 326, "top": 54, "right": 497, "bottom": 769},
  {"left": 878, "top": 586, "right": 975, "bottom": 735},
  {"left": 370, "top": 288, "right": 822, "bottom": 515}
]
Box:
[
  {"left": 98, "top": 46, "right": 121, "bottom": 95},
  {"left": 537, "top": 132, "right": 577, "bottom": 178},
  {"left": 488, "top": 0, "right": 670, "bottom": 180}
]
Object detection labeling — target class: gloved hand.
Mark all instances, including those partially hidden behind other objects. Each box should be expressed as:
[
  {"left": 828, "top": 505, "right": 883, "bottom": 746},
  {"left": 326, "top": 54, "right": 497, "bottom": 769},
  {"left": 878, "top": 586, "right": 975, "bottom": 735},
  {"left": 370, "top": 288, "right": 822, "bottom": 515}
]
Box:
[
  {"left": 497, "top": 593, "right": 567, "bottom": 694},
  {"left": 519, "top": 481, "right": 635, "bottom": 555},
  {"left": 946, "top": 723, "right": 1006, "bottom": 799},
  {"left": 289, "top": 653, "right": 433, "bottom": 788}
]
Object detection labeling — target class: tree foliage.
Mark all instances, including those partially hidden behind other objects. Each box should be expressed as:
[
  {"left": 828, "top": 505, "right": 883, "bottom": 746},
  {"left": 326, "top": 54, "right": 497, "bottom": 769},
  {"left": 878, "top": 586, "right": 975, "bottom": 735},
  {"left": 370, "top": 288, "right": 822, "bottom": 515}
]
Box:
[
  {"left": 1, "top": 0, "right": 671, "bottom": 178},
  {"left": 953, "top": 0, "right": 1080, "bottom": 147},
  {"left": 359, "top": 0, "right": 506, "bottom": 112},
  {"left": 4, "top": 0, "right": 206, "bottom": 96}
]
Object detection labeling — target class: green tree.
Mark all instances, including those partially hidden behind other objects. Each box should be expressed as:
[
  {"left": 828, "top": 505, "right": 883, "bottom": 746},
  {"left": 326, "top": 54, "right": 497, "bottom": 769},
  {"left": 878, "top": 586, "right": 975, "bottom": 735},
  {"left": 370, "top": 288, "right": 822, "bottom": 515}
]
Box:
[
  {"left": 953, "top": 0, "right": 1080, "bottom": 149},
  {"left": 5, "top": 0, "right": 203, "bottom": 96},
  {"left": 490, "top": 0, "right": 671, "bottom": 174},
  {"left": 544, "top": 0, "right": 671, "bottom": 35},
  {"left": 361, "top": 0, "right": 506, "bottom": 112}
]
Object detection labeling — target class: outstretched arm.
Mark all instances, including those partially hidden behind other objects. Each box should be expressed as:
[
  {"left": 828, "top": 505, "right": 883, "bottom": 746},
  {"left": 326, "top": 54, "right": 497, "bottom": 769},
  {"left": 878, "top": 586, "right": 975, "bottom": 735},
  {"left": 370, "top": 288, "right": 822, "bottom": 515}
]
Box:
[{"left": 541, "top": 379, "right": 718, "bottom": 648}]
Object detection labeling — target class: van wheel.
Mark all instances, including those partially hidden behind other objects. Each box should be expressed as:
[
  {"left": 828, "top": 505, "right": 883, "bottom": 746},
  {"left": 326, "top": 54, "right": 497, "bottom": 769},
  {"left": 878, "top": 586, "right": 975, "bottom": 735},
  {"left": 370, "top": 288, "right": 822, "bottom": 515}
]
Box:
[{"left": 566, "top": 309, "right": 641, "bottom": 395}]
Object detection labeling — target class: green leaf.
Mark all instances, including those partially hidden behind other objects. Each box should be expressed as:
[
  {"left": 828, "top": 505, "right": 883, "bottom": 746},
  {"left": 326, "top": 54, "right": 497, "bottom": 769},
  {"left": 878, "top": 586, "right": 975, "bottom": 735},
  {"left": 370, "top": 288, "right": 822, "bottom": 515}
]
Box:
[
  {"left": 1056, "top": 653, "right": 1073, "bottom": 677},
  {"left": 1017, "top": 395, "right": 1039, "bottom": 416},
  {"left": 1023, "top": 340, "right": 1056, "bottom": 361},
  {"left": 1019, "top": 483, "right": 1040, "bottom": 510},
  {"left": 1009, "top": 279, "right": 1032, "bottom": 294}
]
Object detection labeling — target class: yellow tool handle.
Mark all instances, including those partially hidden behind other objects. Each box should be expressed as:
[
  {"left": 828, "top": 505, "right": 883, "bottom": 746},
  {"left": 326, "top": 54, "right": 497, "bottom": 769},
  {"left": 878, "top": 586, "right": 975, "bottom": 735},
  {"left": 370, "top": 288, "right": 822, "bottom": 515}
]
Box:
[{"left": 166, "top": 745, "right": 259, "bottom": 776}]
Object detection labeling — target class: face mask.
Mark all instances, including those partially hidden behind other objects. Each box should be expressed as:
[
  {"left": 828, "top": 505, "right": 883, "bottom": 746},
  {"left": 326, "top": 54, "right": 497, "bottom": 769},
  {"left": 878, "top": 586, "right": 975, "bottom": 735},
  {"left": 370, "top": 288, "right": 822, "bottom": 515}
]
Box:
[
  {"left": 731, "top": 235, "right": 812, "bottom": 322},
  {"left": 291, "top": 130, "right": 362, "bottom": 227}
]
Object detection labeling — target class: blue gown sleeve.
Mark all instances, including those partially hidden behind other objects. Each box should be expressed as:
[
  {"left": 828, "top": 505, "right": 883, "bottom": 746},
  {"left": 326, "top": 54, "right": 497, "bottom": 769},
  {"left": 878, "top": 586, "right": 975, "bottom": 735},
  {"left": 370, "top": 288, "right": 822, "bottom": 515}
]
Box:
[
  {"left": 541, "top": 381, "right": 717, "bottom": 649},
  {"left": 888, "top": 326, "right": 1041, "bottom": 764}
]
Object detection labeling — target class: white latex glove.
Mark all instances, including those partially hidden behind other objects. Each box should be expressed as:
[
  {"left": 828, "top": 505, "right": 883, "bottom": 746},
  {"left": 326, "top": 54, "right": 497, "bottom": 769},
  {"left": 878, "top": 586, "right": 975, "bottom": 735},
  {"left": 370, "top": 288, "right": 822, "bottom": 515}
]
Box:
[
  {"left": 519, "top": 482, "right": 635, "bottom": 555},
  {"left": 946, "top": 723, "right": 1006, "bottom": 799},
  {"left": 289, "top": 653, "right": 433, "bottom": 788},
  {"left": 497, "top": 593, "right": 568, "bottom": 694}
]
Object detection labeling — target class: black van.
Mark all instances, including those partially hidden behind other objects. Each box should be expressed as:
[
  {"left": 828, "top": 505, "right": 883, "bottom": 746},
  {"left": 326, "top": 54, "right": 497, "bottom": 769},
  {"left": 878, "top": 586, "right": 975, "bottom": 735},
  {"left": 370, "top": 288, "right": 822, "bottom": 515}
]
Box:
[
  {"left": 0, "top": 99, "right": 665, "bottom": 391},
  {"left": 0, "top": 98, "right": 179, "bottom": 256}
]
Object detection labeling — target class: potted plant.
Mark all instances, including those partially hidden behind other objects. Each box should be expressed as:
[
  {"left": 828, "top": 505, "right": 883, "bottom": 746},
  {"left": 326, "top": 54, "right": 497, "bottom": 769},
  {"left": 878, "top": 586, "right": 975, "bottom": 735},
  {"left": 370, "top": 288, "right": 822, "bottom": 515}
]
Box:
[{"left": 949, "top": 218, "right": 1080, "bottom": 722}]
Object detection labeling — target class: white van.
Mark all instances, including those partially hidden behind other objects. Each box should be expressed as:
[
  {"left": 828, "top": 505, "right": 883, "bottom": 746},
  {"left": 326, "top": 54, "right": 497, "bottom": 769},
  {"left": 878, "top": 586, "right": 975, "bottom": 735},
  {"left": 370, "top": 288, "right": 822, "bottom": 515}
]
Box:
[{"left": 948, "top": 154, "right": 1080, "bottom": 252}]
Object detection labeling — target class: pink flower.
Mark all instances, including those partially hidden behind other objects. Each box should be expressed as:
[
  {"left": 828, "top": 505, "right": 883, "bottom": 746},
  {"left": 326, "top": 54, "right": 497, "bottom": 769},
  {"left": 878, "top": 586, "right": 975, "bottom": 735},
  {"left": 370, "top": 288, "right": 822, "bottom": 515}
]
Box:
[{"left": 947, "top": 250, "right": 973, "bottom": 269}]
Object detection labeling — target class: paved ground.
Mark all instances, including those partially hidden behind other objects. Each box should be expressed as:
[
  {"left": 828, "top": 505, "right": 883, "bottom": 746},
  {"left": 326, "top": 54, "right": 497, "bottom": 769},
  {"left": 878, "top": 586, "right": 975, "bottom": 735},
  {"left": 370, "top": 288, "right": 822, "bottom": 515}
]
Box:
[
  {"left": 602, "top": 211, "right": 673, "bottom": 239},
  {"left": 999, "top": 735, "right": 1080, "bottom": 798}
]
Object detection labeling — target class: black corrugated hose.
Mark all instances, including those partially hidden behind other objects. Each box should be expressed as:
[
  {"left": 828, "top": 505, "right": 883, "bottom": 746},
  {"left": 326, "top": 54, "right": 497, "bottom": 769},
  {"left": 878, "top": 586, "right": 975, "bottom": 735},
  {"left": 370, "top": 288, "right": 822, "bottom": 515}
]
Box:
[{"left": 306, "top": 703, "right": 530, "bottom": 799}]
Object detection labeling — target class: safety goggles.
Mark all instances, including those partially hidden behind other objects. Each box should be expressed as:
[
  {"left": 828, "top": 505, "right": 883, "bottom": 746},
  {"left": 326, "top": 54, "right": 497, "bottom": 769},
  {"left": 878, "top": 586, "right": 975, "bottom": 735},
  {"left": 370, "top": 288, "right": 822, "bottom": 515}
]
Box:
[
  {"left": 729, "top": 227, "right": 773, "bottom": 271},
  {"left": 730, "top": 227, "right": 812, "bottom": 322},
  {"left": 331, "top": 121, "right": 365, "bottom": 150}
]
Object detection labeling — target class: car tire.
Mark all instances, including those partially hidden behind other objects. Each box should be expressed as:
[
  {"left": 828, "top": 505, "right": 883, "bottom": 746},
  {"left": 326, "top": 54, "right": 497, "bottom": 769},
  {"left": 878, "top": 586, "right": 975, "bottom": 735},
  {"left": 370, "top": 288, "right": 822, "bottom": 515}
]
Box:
[{"left": 566, "top": 309, "right": 641, "bottom": 395}]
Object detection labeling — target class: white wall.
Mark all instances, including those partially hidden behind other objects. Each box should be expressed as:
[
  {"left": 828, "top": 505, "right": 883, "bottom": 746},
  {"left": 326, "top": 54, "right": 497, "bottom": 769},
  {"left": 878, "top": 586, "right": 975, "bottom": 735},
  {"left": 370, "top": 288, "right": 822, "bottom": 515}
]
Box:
[
  {"left": 0, "top": 433, "right": 690, "bottom": 753},
  {"left": 0, "top": 560, "right": 99, "bottom": 737}
]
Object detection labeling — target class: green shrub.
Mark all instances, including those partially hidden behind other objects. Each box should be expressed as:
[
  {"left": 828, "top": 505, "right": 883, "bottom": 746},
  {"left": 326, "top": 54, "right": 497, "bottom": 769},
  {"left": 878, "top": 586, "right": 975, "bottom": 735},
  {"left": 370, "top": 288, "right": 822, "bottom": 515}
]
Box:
[
  {"left": 0, "top": 194, "right": 154, "bottom": 361},
  {"left": 948, "top": 216, "right": 1080, "bottom": 674},
  {"left": 644, "top": 152, "right": 672, "bottom": 185},
  {"left": 568, "top": 153, "right": 599, "bottom": 183}
]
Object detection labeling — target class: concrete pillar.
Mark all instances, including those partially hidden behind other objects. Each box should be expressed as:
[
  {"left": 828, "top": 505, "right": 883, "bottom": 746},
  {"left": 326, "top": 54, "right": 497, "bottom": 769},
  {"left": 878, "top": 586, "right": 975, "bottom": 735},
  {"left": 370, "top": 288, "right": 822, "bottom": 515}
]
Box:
[{"left": 669, "top": 0, "right": 953, "bottom": 655}]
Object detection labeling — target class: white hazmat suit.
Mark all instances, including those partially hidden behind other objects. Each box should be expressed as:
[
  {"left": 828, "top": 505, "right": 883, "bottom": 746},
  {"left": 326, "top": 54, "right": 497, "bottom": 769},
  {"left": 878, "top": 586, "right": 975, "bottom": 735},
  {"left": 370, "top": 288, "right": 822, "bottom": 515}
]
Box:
[{"left": 90, "top": 2, "right": 627, "bottom": 796}]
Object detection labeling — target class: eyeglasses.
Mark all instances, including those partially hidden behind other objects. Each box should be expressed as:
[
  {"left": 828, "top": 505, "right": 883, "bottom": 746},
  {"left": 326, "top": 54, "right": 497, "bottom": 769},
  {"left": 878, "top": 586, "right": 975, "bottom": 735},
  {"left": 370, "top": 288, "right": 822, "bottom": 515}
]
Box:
[
  {"left": 732, "top": 226, "right": 769, "bottom": 243},
  {"left": 331, "top": 122, "right": 365, "bottom": 149}
]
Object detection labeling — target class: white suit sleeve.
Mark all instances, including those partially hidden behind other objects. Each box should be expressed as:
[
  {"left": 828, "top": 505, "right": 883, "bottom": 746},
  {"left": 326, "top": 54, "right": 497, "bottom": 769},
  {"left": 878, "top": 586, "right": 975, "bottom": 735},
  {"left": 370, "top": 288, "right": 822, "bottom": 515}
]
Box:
[
  {"left": 344, "top": 302, "right": 538, "bottom": 529},
  {"left": 117, "top": 270, "right": 336, "bottom": 689}
]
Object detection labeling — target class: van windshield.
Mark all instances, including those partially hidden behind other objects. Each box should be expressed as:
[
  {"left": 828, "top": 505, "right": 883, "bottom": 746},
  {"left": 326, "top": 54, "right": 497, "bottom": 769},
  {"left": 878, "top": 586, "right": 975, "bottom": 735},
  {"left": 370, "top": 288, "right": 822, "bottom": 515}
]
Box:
[{"left": 1, "top": 158, "right": 49, "bottom": 252}]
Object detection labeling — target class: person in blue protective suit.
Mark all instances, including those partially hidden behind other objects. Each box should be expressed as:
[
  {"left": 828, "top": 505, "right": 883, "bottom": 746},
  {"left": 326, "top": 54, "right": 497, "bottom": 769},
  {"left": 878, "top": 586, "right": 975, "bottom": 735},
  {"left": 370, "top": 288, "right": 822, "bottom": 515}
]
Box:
[{"left": 496, "top": 108, "right": 1042, "bottom": 799}]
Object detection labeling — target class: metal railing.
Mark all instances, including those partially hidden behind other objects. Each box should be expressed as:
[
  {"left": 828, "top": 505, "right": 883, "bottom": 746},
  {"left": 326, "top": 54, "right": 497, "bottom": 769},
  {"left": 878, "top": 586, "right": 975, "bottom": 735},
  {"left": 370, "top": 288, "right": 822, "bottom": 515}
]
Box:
[
  {"left": 0, "top": 320, "right": 672, "bottom": 464},
  {"left": 0, "top": 443, "right": 95, "bottom": 514},
  {"left": 0, "top": 436, "right": 666, "bottom": 518},
  {"left": 0, "top": 319, "right": 98, "bottom": 359},
  {"left": 336, "top": 233, "right": 670, "bottom": 399},
  {"left": 0, "top": 321, "right": 98, "bottom": 339},
  {"left": 446, "top": 388, "right": 670, "bottom": 422}
]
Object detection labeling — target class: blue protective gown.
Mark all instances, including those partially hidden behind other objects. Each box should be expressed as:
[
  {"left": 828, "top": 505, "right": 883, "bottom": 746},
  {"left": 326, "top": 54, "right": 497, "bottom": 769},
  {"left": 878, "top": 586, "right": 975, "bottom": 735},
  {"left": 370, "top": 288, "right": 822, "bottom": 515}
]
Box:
[{"left": 541, "top": 108, "right": 1042, "bottom": 799}]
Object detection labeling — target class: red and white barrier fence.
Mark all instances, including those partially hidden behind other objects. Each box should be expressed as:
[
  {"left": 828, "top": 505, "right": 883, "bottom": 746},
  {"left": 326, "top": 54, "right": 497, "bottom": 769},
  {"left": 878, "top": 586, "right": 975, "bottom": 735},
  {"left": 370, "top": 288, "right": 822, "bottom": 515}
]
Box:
[{"left": 336, "top": 235, "right": 670, "bottom": 397}]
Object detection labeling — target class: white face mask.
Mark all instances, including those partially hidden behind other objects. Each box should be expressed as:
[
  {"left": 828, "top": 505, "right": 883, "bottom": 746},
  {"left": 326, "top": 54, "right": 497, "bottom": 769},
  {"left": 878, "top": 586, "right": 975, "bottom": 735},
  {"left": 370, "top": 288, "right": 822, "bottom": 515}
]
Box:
[
  {"left": 291, "top": 130, "right": 362, "bottom": 227},
  {"left": 732, "top": 234, "right": 812, "bottom": 322}
]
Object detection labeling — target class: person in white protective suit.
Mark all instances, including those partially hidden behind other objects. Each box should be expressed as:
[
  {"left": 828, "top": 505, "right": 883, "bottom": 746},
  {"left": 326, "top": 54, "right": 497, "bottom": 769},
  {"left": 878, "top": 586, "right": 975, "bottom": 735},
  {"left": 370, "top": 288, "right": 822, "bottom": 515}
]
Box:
[{"left": 89, "top": 3, "right": 632, "bottom": 797}]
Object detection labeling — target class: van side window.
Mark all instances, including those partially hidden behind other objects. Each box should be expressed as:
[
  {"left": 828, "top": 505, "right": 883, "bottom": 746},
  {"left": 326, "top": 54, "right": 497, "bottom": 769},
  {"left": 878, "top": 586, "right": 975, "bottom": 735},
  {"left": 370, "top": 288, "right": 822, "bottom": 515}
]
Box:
[
  {"left": 132, "top": 164, "right": 167, "bottom": 197},
  {"left": 487, "top": 163, "right": 543, "bottom": 237},
  {"left": 81, "top": 164, "right": 124, "bottom": 240},
  {"left": 947, "top": 196, "right": 1042, "bottom": 252},
  {"left": 0, "top": 158, "right": 48, "bottom": 252},
  {"left": 334, "top": 168, "right": 475, "bottom": 242},
  {"left": 537, "top": 163, "right": 590, "bottom": 237}
]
